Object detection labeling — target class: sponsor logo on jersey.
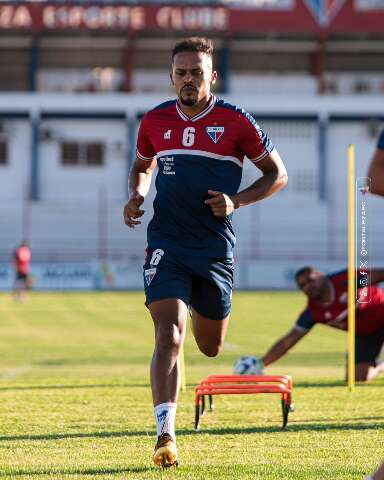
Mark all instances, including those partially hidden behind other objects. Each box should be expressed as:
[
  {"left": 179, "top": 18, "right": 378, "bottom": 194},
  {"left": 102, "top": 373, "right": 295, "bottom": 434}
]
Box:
[
  {"left": 159, "top": 157, "right": 175, "bottom": 175},
  {"left": 144, "top": 267, "right": 157, "bottom": 286},
  {"left": 206, "top": 126, "right": 224, "bottom": 144},
  {"left": 164, "top": 129, "right": 172, "bottom": 139}
]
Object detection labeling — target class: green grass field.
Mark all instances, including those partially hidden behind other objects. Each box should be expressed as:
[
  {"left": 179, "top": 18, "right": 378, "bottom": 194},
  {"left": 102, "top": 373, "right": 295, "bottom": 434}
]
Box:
[{"left": 0, "top": 291, "right": 382, "bottom": 479}]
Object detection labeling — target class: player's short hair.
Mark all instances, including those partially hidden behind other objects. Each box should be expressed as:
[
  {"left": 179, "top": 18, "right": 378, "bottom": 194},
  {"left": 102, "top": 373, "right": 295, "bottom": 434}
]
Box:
[
  {"left": 294, "top": 266, "right": 314, "bottom": 283},
  {"left": 172, "top": 37, "right": 214, "bottom": 62}
]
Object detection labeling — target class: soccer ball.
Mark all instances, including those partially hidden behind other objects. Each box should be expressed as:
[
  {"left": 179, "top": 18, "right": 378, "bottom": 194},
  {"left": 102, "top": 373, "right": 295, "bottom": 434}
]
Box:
[{"left": 233, "top": 355, "right": 263, "bottom": 375}]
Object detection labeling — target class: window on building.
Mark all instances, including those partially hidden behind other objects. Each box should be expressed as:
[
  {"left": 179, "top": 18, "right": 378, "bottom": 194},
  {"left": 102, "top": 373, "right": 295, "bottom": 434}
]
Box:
[
  {"left": 86, "top": 143, "right": 104, "bottom": 166},
  {"left": 61, "top": 142, "right": 79, "bottom": 165},
  {"left": 61, "top": 141, "right": 104, "bottom": 166},
  {"left": 0, "top": 139, "right": 7, "bottom": 165}
]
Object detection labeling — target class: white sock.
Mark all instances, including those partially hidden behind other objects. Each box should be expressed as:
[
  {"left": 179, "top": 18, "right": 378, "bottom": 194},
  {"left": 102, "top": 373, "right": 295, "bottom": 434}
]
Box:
[{"left": 154, "top": 402, "right": 177, "bottom": 441}]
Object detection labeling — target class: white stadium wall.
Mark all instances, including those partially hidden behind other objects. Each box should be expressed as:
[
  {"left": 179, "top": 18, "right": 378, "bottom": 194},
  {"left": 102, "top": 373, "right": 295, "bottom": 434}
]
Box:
[
  {"left": 0, "top": 119, "right": 31, "bottom": 199},
  {"left": 39, "top": 119, "right": 128, "bottom": 201},
  {"left": 0, "top": 93, "right": 383, "bottom": 289}
]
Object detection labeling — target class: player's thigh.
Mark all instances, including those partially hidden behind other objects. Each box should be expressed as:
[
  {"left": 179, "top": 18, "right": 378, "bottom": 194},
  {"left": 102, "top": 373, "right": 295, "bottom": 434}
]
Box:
[
  {"left": 190, "top": 257, "right": 234, "bottom": 321},
  {"left": 143, "top": 247, "right": 192, "bottom": 312},
  {"left": 191, "top": 307, "right": 229, "bottom": 346},
  {"left": 189, "top": 257, "right": 233, "bottom": 344},
  {"left": 14, "top": 272, "right": 26, "bottom": 288},
  {"left": 143, "top": 248, "right": 192, "bottom": 342},
  {"left": 149, "top": 298, "right": 188, "bottom": 346},
  {"left": 355, "top": 329, "right": 384, "bottom": 365}
]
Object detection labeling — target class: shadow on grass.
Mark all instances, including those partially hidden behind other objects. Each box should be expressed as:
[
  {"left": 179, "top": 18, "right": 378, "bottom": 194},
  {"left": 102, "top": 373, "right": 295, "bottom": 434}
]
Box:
[
  {"left": 0, "top": 420, "right": 382, "bottom": 442},
  {"left": 294, "top": 380, "right": 384, "bottom": 388},
  {"left": 293, "top": 380, "right": 345, "bottom": 388},
  {"left": 193, "top": 422, "right": 383, "bottom": 435},
  {"left": 0, "top": 466, "right": 150, "bottom": 477},
  {"left": 0, "top": 383, "right": 150, "bottom": 391},
  {"left": 0, "top": 380, "right": 355, "bottom": 392}
]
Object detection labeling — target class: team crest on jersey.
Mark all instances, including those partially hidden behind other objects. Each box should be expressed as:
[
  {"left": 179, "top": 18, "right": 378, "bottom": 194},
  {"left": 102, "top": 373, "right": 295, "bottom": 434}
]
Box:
[
  {"left": 303, "top": 0, "right": 346, "bottom": 26},
  {"left": 206, "top": 126, "right": 224, "bottom": 144},
  {"left": 144, "top": 268, "right": 157, "bottom": 286}
]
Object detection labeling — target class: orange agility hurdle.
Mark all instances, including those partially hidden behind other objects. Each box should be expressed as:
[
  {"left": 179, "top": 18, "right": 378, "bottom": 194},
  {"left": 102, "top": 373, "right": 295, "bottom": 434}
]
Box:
[{"left": 194, "top": 375, "right": 293, "bottom": 431}]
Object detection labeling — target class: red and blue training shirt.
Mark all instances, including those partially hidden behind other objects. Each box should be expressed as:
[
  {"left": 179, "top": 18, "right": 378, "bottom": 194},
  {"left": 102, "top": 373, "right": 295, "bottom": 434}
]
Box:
[
  {"left": 295, "top": 270, "right": 384, "bottom": 336},
  {"left": 136, "top": 95, "right": 274, "bottom": 257}
]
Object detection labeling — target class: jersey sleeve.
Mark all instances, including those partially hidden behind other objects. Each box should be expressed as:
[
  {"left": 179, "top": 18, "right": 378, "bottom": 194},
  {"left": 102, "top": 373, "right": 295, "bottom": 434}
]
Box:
[
  {"left": 237, "top": 110, "right": 274, "bottom": 163},
  {"left": 377, "top": 130, "right": 384, "bottom": 150},
  {"left": 294, "top": 309, "right": 315, "bottom": 332},
  {"left": 328, "top": 269, "right": 347, "bottom": 281},
  {"left": 136, "top": 114, "right": 156, "bottom": 161}
]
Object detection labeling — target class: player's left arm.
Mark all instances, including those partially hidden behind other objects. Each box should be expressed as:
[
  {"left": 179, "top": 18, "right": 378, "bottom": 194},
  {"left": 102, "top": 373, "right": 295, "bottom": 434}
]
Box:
[
  {"left": 232, "top": 148, "right": 288, "bottom": 207},
  {"left": 205, "top": 149, "right": 287, "bottom": 217}
]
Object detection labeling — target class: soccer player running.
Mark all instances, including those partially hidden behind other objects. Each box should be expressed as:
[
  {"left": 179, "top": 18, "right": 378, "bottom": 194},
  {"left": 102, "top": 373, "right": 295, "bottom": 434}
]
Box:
[
  {"left": 12, "top": 241, "right": 32, "bottom": 301},
  {"left": 123, "top": 37, "right": 288, "bottom": 467},
  {"left": 257, "top": 266, "right": 384, "bottom": 382}
]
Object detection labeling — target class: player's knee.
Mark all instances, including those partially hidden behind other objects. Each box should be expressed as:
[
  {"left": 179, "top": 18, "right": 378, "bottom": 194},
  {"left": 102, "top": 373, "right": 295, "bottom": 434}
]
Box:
[
  {"left": 196, "top": 340, "right": 223, "bottom": 358},
  {"left": 155, "top": 323, "right": 183, "bottom": 353}
]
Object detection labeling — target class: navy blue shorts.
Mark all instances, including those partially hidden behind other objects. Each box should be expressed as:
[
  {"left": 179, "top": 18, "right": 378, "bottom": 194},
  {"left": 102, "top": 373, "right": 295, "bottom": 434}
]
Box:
[
  {"left": 355, "top": 328, "right": 384, "bottom": 365},
  {"left": 143, "top": 247, "right": 234, "bottom": 320}
]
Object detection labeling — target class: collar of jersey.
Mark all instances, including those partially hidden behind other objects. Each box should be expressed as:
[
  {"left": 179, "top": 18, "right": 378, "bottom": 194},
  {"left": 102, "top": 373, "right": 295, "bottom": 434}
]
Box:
[{"left": 176, "top": 94, "right": 216, "bottom": 122}]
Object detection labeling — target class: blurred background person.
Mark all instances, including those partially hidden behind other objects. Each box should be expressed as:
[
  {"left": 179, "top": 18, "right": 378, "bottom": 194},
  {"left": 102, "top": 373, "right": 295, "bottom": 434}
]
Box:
[
  {"left": 255, "top": 266, "right": 384, "bottom": 381},
  {"left": 12, "top": 241, "right": 32, "bottom": 301}
]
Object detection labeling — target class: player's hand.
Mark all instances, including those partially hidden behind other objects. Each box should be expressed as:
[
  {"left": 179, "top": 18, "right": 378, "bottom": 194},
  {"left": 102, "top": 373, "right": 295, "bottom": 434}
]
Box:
[
  {"left": 205, "top": 190, "right": 237, "bottom": 217},
  {"left": 123, "top": 193, "right": 145, "bottom": 229}
]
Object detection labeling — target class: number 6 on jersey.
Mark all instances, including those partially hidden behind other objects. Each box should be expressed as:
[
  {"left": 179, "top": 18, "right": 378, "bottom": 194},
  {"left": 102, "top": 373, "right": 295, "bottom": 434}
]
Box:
[{"left": 182, "top": 127, "right": 195, "bottom": 147}]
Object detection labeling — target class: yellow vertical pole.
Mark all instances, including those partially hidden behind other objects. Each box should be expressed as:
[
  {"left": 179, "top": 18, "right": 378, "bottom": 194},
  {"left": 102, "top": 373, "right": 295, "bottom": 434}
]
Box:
[
  {"left": 348, "top": 144, "right": 356, "bottom": 391},
  {"left": 180, "top": 347, "right": 186, "bottom": 392}
]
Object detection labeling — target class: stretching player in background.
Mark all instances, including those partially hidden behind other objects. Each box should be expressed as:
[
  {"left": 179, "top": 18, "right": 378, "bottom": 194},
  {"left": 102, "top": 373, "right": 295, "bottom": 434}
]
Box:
[
  {"left": 367, "top": 129, "right": 384, "bottom": 196},
  {"left": 252, "top": 267, "right": 384, "bottom": 382},
  {"left": 123, "top": 37, "right": 287, "bottom": 467},
  {"left": 12, "top": 241, "right": 32, "bottom": 301}
]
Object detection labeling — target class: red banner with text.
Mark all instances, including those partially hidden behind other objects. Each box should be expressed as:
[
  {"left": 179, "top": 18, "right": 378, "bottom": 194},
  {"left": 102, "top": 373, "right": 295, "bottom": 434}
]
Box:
[{"left": 0, "top": 1, "right": 382, "bottom": 34}]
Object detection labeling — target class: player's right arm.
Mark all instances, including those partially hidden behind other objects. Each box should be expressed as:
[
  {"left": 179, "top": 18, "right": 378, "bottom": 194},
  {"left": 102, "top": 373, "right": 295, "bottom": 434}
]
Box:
[
  {"left": 367, "top": 131, "right": 384, "bottom": 196},
  {"left": 262, "top": 327, "right": 308, "bottom": 367},
  {"left": 124, "top": 113, "right": 157, "bottom": 229},
  {"left": 124, "top": 156, "right": 157, "bottom": 229},
  {"left": 261, "top": 309, "right": 314, "bottom": 366}
]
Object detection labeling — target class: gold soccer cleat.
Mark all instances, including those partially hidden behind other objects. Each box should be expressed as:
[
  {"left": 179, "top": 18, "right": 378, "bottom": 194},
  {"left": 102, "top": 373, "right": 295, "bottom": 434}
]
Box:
[{"left": 153, "top": 433, "right": 178, "bottom": 468}]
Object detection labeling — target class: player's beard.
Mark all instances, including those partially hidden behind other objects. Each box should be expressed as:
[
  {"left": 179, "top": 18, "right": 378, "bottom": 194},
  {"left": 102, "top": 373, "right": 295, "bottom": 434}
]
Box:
[{"left": 179, "top": 95, "right": 197, "bottom": 106}]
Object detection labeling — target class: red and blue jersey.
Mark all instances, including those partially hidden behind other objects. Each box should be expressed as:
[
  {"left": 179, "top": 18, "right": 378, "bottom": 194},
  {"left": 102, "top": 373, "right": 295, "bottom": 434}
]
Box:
[
  {"left": 14, "top": 246, "right": 31, "bottom": 275},
  {"left": 137, "top": 95, "right": 274, "bottom": 256},
  {"left": 295, "top": 270, "right": 384, "bottom": 336}
]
